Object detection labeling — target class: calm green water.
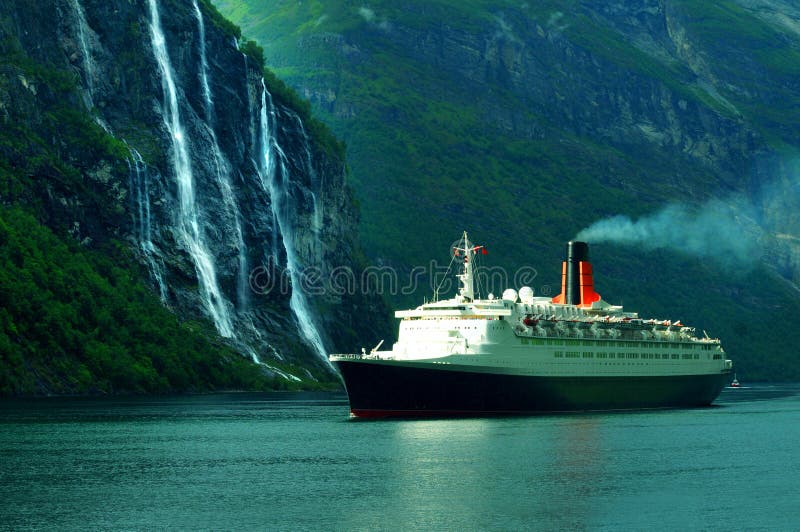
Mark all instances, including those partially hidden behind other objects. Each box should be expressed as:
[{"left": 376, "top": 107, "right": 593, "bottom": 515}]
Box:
[{"left": 1, "top": 385, "right": 798, "bottom": 530}]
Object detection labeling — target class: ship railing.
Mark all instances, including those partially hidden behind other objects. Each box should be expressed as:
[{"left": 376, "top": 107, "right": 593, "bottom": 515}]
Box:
[
  {"left": 330, "top": 352, "right": 392, "bottom": 361},
  {"left": 513, "top": 322, "right": 714, "bottom": 343}
]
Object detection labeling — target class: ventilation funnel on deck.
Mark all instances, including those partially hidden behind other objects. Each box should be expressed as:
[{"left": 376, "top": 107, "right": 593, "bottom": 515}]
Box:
[{"left": 551, "top": 241, "right": 601, "bottom": 307}]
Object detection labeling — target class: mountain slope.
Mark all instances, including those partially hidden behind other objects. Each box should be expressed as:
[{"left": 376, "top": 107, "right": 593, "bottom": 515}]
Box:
[
  {"left": 0, "top": 0, "right": 391, "bottom": 394},
  {"left": 0, "top": 206, "right": 283, "bottom": 394},
  {"left": 215, "top": 0, "right": 800, "bottom": 381}
]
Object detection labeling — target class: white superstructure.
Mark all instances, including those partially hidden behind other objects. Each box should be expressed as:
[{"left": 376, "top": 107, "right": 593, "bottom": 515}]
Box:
[{"left": 332, "top": 232, "right": 732, "bottom": 379}]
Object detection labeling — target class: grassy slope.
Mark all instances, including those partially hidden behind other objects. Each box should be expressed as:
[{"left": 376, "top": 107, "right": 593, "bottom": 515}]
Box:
[{"left": 214, "top": 0, "right": 800, "bottom": 380}]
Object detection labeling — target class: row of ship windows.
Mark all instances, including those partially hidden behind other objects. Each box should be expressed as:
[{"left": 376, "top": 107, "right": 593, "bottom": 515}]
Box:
[
  {"left": 522, "top": 338, "right": 716, "bottom": 350},
  {"left": 403, "top": 324, "right": 507, "bottom": 332},
  {"left": 554, "top": 351, "right": 719, "bottom": 360},
  {"left": 403, "top": 325, "right": 483, "bottom": 331}
]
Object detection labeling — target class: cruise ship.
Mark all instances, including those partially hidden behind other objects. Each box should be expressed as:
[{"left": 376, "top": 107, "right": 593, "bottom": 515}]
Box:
[{"left": 330, "top": 232, "right": 732, "bottom": 417}]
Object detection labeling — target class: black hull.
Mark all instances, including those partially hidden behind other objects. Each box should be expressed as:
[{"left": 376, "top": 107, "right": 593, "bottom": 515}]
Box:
[{"left": 333, "top": 359, "right": 729, "bottom": 418}]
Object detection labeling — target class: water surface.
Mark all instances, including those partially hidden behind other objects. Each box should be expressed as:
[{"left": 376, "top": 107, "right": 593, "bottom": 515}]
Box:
[{"left": 1, "top": 385, "right": 798, "bottom": 530}]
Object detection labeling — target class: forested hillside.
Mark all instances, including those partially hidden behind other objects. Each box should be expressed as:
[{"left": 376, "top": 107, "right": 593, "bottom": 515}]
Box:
[{"left": 0, "top": 207, "right": 285, "bottom": 394}]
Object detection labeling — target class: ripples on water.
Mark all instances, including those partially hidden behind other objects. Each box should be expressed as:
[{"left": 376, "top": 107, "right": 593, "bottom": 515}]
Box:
[{"left": 1, "top": 385, "right": 798, "bottom": 530}]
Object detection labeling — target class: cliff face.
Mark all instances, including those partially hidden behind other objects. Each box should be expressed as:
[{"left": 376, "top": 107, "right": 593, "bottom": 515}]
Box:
[
  {"left": 392, "top": 1, "right": 756, "bottom": 183},
  {"left": 228, "top": 0, "right": 796, "bottom": 212},
  {"left": 266, "top": 1, "right": 763, "bottom": 186},
  {"left": 0, "top": 0, "right": 389, "bottom": 383}
]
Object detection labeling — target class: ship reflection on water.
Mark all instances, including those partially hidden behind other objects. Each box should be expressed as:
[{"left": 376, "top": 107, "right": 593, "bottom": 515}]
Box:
[{"left": 356, "top": 415, "right": 606, "bottom": 529}]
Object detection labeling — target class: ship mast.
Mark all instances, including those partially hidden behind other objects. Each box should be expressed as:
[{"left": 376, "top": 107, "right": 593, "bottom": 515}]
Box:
[{"left": 456, "top": 231, "right": 477, "bottom": 302}]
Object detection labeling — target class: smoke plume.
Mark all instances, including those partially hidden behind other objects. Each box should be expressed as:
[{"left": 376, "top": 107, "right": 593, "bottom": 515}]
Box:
[{"left": 574, "top": 198, "right": 762, "bottom": 269}]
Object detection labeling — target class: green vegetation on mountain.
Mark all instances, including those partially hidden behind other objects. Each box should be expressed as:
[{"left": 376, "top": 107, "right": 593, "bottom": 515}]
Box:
[
  {"left": 215, "top": 0, "right": 800, "bottom": 381},
  {"left": 0, "top": 206, "right": 281, "bottom": 395}
]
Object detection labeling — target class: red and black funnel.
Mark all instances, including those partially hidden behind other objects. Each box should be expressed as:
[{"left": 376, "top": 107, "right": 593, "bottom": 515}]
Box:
[{"left": 551, "top": 241, "right": 601, "bottom": 307}]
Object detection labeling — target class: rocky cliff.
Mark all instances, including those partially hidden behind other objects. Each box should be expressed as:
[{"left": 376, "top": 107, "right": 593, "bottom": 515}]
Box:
[{"left": 0, "top": 0, "right": 390, "bottom": 388}]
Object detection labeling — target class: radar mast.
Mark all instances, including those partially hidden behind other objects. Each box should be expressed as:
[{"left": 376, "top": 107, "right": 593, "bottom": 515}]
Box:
[{"left": 454, "top": 231, "right": 484, "bottom": 302}]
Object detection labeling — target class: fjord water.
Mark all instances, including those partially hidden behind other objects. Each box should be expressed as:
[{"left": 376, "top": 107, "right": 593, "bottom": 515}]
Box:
[{"left": 1, "top": 386, "right": 798, "bottom": 530}]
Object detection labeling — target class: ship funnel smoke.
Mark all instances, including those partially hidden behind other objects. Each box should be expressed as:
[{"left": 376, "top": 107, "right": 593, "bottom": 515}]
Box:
[{"left": 574, "top": 199, "right": 761, "bottom": 270}]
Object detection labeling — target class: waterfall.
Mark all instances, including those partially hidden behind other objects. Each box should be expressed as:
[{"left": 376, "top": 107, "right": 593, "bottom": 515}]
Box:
[
  {"left": 193, "top": 0, "right": 249, "bottom": 310},
  {"left": 290, "top": 112, "right": 323, "bottom": 261},
  {"left": 70, "top": 0, "right": 95, "bottom": 108},
  {"left": 147, "top": 0, "right": 234, "bottom": 338},
  {"left": 258, "top": 84, "right": 281, "bottom": 263},
  {"left": 128, "top": 148, "right": 168, "bottom": 301},
  {"left": 257, "top": 79, "right": 330, "bottom": 364},
  {"left": 192, "top": 0, "right": 213, "bottom": 122},
  {"left": 207, "top": 136, "right": 250, "bottom": 310},
  {"left": 242, "top": 54, "right": 259, "bottom": 184}
]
